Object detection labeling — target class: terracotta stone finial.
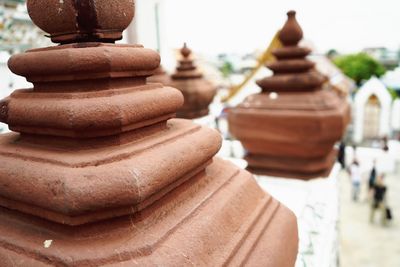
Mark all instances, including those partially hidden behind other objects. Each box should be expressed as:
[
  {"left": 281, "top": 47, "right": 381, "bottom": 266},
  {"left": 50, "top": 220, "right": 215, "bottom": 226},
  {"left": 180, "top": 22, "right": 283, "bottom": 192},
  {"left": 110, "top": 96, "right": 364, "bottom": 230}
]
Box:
[
  {"left": 27, "top": 0, "right": 135, "bottom": 43},
  {"left": 256, "top": 10, "right": 323, "bottom": 92},
  {"left": 228, "top": 11, "right": 351, "bottom": 179},
  {"left": 170, "top": 43, "right": 217, "bottom": 119},
  {"left": 173, "top": 42, "right": 198, "bottom": 74},
  {"left": 279, "top": 10, "right": 303, "bottom": 46}
]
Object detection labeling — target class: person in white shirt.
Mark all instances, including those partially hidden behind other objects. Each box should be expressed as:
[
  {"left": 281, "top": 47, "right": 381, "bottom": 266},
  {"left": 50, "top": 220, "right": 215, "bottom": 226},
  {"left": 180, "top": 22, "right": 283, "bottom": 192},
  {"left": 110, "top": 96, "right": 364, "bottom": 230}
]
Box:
[{"left": 349, "top": 160, "right": 362, "bottom": 201}]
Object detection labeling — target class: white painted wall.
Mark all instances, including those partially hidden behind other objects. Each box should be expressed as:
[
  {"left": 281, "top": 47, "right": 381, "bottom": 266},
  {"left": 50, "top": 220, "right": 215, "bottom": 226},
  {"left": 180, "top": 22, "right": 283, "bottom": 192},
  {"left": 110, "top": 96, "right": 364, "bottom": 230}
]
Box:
[
  {"left": 353, "top": 77, "right": 393, "bottom": 143},
  {"left": 122, "top": 0, "right": 175, "bottom": 70},
  {"left": 0, "top": 52, "right": 12, "bottom": 100},
  {"left": 0, "top": 52, "right": 31, "bottom": 94},
  {"left": 382, "top": 66, "right": 400, "bottom": 89}
]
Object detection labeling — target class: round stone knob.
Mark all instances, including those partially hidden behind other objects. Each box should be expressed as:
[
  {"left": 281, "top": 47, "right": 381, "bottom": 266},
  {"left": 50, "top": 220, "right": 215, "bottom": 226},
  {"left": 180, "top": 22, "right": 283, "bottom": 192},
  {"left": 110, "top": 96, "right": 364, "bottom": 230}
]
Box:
[
  {"left": 27, "top": 0, "right": 135, "bottom": 44},
  {"left": 181, "top": 43, "right": 192, "bottom": 59},
  {"left": 279, "top": 10, "right": 303, "bottom": 46}
]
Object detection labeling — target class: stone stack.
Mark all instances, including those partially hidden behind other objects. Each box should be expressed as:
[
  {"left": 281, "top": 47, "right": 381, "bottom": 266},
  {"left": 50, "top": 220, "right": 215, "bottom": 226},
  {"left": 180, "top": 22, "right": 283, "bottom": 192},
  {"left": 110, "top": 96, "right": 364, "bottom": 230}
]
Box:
[
  {"left": 228, "top": 11, "right": 350, "bottom": 179},
  {"left": 171, "top": 43, "right": 217, "bottom": 119},
  {"left": 0, "top": 1, "right": 298, "bottom": 266}
]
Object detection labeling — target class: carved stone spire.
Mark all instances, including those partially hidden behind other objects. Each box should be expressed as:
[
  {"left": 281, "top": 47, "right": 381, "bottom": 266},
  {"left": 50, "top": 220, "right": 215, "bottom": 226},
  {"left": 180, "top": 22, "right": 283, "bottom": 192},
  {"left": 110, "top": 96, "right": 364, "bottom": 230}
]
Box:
[
  {"left": 228, "top": 11, "right": 350, "bottom": 179},
  {"left": 257, "top": 11, "right": 326, "bottom": 93},
  {"left": 172, "top": 43, "right": 202, "bottom": 79},
  {"left": 0, "top": 2, "right": 298, "bottom": 266},
  {"left": 170, "top": 43, "right": 217, "bottom": 119}
]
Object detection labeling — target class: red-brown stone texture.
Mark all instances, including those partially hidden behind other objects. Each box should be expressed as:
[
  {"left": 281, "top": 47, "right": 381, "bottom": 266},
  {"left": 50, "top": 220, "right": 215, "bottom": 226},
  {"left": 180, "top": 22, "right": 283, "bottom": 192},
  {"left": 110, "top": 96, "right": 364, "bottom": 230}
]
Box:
[
  {"left": 170, "top": 43, "right": 217, "bottom": 119},
  {"left": 147, "top": 65, "right": 172, "bottom": 85},
  {"left": 228, "top": 11, "right": 350, "bottom": 179},
  {"left": 0, "top": 1, "right": 298, "bottom": 266},
  {"left": 27, "top": 0, "right": 135, "bottom": 43}
]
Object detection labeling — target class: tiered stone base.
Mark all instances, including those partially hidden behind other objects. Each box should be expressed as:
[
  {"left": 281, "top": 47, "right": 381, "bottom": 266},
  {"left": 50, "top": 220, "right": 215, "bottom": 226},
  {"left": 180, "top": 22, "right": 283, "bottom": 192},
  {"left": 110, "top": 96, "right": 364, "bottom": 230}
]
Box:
[
  {"left": 228, "top": 90, "right": 349, "bottom": 180},
  {"left": 0, "top": 118, "right": 298, "bottom": 266},
  {"left": 0, "top": 158, "right": 298, "bottom": 266},
  {"left": 246, "top": 149, "right": 338, "bottom": 180}
]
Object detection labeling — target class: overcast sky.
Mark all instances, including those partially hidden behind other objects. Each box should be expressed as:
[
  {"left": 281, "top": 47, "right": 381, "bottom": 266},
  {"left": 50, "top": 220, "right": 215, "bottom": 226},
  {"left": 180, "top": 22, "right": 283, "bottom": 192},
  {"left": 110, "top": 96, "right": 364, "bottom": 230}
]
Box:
[{"left": 161, "top": 0, "right": 400, "bottom": 55}]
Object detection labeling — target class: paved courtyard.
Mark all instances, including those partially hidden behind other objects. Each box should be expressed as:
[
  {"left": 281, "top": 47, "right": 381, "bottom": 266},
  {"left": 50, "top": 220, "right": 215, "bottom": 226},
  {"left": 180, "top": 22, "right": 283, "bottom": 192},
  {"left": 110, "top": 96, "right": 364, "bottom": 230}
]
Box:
[{"left": 339, "top": 163, "right": 400, "bottom": 267}]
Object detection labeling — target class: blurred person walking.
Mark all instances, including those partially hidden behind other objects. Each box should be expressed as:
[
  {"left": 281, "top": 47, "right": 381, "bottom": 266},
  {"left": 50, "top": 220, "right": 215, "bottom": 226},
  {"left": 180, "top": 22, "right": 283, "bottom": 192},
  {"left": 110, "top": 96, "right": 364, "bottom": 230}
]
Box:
[
  {"left": 368, "top": 160, "right": 377, "bottom": 199},
  {"left": 370, "top": 174, "right": 389, "bottom": 226},
  {"left": 349, "top": 160, "right": 362, "bottom": 201},
  {"left": 338, "top": 141, "right": 346, "bottom": 169},
  {"left": 382, "top": 136, "right": 389, "bottom": 152}
]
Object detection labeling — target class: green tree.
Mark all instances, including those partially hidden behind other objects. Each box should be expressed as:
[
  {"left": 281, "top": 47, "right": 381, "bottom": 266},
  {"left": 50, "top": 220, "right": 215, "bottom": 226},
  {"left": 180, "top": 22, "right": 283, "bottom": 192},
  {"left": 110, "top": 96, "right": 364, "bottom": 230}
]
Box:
[
  {"left": 219, "top": 60, "right": 234, "bottom": 78},
  {"left": 387, "top": 87, "right": 399, "bottom": 100},
  {"left": 334, "top": 53, "right": 386, "bottom": 86}
]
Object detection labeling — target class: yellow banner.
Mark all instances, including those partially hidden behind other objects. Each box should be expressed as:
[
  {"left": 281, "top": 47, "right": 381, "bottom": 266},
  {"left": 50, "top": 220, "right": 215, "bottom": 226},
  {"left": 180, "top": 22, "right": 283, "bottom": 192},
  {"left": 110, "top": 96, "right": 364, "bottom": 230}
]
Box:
[{"left": 222, "top": 31, "right": 282, "bottom": 102}]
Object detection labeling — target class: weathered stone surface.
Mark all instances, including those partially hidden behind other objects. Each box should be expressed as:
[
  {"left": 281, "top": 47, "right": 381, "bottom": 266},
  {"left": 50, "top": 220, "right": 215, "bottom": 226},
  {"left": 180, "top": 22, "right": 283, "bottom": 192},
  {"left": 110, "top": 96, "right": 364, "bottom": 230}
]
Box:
[
  {"left": 0, "top": 1, "right": 298, "bottom": 266},
  {"left": 0, "top": 158, "right": 298, "bottom": 266},
  {"left": 170, "top": 43, "right": 217, "bottom": 119},
  {"left": 27, "top": 0, "right": 135, "bottom": 43},
  {"left": 228, "top": 11, "right": 350, "bottom": 179}
]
